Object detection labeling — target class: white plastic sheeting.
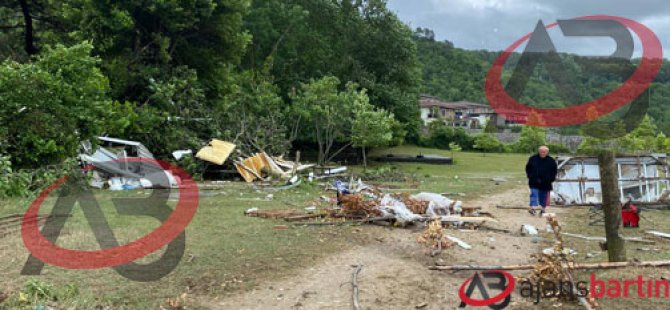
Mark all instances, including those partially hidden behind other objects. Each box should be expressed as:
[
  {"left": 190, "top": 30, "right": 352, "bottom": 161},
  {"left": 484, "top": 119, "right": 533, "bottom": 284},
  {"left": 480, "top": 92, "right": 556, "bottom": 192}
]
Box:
[{"left": 377, "top": 195, "right": 423, "bottom": 224}]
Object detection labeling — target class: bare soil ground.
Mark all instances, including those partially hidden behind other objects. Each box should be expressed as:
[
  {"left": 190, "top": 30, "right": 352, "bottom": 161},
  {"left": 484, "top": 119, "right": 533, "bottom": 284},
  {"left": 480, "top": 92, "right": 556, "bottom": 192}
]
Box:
[{"left": 205, "top": 187, "right": 552, "bottom": 309}]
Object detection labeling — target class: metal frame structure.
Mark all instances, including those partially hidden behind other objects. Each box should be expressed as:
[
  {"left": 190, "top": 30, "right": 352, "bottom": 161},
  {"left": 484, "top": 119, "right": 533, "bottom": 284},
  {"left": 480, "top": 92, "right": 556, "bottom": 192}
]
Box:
[{"left": 553, "top": 154, "right": 670, "bottom": 205}]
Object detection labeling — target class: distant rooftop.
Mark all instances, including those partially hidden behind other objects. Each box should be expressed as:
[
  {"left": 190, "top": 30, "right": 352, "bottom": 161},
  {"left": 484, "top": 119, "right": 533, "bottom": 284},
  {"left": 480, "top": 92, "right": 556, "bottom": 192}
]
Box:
[{"left": 420, "top": 95, "right": 490, "bottom": 109}]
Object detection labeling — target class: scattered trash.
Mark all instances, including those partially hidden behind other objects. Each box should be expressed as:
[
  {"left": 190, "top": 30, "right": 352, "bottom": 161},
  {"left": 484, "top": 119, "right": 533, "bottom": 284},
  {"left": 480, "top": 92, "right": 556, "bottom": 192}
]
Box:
[
  {"left": 79, "top": 136, "right": 179, "bottom": 189},
  {"left": 417, "top": 219, "right": 454, "bottom": 256},
  {"left": 525, "top": 216, "right": 597, "bottom": 309},
  {"left": 546, "top": 224, "right": 554, "bottom": 233},
  {"left": 172, "top": 149, "right": 193, "bottom": 160},
  {"left": 446, "top": 235, "right": 472, "bottom": 250},
  {"left": 412, "top": 192, "right": 463, "bottom": 215},
  {"left": 235, "top": 152, "right": 314, "bottom": 183},
  {"left": 520, "top": 224, "right": 538, "bottom": 236},
  {"left": 542, "top": 247, "right": 577, "bottom": 256},
  {"left": 377, "top": 195, "right": 423, "bottom": 225}
]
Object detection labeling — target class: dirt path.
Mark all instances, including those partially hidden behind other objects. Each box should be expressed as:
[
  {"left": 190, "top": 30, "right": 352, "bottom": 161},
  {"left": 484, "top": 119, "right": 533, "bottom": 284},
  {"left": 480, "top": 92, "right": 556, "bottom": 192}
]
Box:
[{"left": 206, "top": 187, "right": 551, "bottom": 309}]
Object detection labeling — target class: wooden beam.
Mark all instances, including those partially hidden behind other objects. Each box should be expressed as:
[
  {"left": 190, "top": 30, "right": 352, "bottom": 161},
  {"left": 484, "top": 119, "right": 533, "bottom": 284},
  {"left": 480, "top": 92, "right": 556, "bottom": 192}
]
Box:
[{"left": 429, "top": 260, "right": 670, "bottom": 271}]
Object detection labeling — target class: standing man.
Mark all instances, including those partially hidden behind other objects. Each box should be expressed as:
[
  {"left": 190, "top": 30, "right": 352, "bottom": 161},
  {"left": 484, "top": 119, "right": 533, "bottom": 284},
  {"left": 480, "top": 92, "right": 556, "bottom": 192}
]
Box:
[{"left": 525, "top": 146, "right": 558, "bottom": 216}]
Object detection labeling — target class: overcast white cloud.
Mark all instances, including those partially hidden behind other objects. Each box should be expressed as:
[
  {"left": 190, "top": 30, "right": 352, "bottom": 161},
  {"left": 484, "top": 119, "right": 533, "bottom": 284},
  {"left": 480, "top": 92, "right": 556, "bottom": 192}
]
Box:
[{"left": 387, "top": 0, "right": 670, "bottom": 58}]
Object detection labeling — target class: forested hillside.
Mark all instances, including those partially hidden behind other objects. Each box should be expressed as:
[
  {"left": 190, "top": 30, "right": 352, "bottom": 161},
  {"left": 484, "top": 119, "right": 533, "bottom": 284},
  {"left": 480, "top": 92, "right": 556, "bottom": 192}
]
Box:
[{"left": 413, "top": 28, "right": 670, "bottom": 134}]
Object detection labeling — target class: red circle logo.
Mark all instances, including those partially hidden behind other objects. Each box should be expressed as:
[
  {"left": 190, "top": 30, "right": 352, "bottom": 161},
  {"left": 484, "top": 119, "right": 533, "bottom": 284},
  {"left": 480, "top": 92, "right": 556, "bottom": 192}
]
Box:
[
  {"left": 485, "top": 15, "right": 663, "bottom": 127},
  {"left": 21, "top": 158, "right": 199, "bottom": 269},
  {"left": 458, "top": 271, "right": 516, "bottom": 307}
]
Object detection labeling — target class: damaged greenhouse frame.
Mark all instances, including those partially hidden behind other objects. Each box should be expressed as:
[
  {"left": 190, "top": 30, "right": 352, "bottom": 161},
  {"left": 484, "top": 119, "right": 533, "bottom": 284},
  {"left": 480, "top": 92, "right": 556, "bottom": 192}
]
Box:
[{"left": 553, "top": 154, "right": 670, "bottom": 205}]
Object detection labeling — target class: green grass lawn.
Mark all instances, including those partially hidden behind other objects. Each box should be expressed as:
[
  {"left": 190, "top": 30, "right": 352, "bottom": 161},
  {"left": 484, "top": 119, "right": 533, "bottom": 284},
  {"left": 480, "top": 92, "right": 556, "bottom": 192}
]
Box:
[
  {"left": 368, "top": 145, "right": 530, "bottom": 194},
  {"left": 0, "top": 146, "right": 533, "bottom": 309}
]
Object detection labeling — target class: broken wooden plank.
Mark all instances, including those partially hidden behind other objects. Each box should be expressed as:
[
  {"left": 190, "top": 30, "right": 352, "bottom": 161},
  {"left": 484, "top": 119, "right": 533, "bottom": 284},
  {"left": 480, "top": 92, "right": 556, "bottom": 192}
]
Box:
[
  {"left": 646, "top": 231, "right": 670, "bottom": 239},
  {"left": 430, "top": 260, "right": 670, "bottom": 271},
  {"left": 562, "top": 232, "right": 655, "bottom": 244},
  {"left": 495, "top": 205, "right": 529, "bottom": 210},
  {"left": 293, "top": 216, "right": 395, "bottom": 226},
  {"left": 283, "top": 214, "right": 326, "bottom": 222},
  {"left": 441, "top": 216, "right": 498, "bottom": 223},
  {"left": 446, "top": 236, "right": 472, "bottom": 250}
]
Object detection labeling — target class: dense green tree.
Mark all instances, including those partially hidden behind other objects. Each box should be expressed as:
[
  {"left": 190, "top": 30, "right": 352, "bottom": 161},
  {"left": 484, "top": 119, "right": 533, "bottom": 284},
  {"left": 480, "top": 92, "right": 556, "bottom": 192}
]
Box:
[
  {"left": 293, "top": 76, "right": 360, "bottom": 165},
  {"left": 0, "top": 43, "right": 131, "bottom": 168},
  {"left": 245, "top": 0, "right": 421, "bottom": 139},
  {"left": 351, "top": 98, "right": 395, "bottom": 169}
]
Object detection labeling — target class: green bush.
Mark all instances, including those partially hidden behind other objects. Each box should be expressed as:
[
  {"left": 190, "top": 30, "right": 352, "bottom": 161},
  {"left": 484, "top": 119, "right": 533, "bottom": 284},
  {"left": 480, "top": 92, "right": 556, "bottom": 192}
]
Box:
[
  {"left": 512, "top": 126, "right": 546, "bottom": 153},
  {"left": 421, "top": 122, "right": 474, "bottom": 150},
  {"left": 473, "top": 134, "right": 505, "bottom": 153},
  {"left": 546, "top": 143, "right": 571, "bottom": 154}
]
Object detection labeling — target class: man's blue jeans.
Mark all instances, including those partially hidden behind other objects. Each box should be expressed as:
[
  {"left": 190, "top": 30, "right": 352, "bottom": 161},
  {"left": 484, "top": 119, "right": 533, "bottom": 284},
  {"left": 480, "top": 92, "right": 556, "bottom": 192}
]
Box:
[{"left": 529, "top": 188, "right": 550, "bottom": 210}]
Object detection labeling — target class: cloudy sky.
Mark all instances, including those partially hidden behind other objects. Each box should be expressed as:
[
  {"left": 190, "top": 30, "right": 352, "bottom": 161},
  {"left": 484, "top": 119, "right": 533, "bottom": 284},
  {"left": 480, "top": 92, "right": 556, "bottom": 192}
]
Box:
[{"left": 387, "top": 0, "right": 670, "bottom": 58}]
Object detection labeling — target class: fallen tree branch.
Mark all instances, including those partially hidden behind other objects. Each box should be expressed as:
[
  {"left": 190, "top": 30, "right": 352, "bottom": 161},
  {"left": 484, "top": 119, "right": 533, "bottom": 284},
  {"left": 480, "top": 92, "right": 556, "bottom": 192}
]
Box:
[
  {"left": 562, "top": 232, "right": 655, "bottom": 244},
  {"left": 429, "top": 260, "right": 670, "bottom": 271},
  {"left": 647, "top": 231, "right": 670, "bottom": 239},
  {"left": 351, "top": 265, "right": 362, "bottom": 310},
  {"left": 495, "top": 205, "right": 529, "bottom": 210},
  {"left": 293, "top": 216, "right": 395, "bottom": 226}
]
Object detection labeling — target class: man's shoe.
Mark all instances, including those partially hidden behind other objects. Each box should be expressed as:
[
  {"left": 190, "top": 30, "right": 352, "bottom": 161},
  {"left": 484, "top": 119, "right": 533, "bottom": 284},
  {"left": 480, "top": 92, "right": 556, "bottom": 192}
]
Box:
[
  {"left": 528, "top": 209, "right": 536, "bottom": 215},
  {"left": 539, "top": 210, "right": 546, "bottom": 217}
]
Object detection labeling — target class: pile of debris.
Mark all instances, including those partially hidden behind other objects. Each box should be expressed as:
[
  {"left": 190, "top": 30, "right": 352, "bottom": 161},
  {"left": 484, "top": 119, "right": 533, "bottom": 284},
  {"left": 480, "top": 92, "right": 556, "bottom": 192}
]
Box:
[
  {"left": 193, "top": 139, "right": 339, "bottom": 185},
  {"left": 79, "top": 137, "right": 179, "bottom": 190},
  {"left": 521, "top": 217, "right": 599, "bottom": 309},
  {"left": 232, "top": 152, "right": 314, "bottom": 183},
  {"left": 245, "top": 179, "right": 497, "bottom": 232},
  {"left": 416, "top": 219, "right": 455, "bottom": 255}
]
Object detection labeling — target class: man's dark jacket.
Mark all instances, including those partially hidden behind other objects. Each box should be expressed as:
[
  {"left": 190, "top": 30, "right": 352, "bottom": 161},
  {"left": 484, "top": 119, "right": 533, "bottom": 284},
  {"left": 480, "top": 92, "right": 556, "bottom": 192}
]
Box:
[{"left": 525, "top": 154, "right": 558, "bottom": 191}]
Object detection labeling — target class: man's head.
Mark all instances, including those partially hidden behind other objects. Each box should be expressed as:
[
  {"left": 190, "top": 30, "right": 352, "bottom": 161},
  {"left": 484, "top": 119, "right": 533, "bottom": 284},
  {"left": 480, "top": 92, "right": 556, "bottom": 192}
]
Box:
[{"left": 538, "top": 146, "right": 549, "bottom": 158}]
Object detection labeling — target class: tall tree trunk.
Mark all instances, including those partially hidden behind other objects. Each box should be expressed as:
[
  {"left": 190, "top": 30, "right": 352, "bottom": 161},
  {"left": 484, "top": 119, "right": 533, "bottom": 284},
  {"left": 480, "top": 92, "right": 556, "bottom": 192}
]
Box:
[
  {"left": 18, "top": 0, "right": 38, "bottom": 55},
  {"left": 362, "top": 146, "right": 367, "bottom": 171},
  {"left": 598, "top": 150, "right": 626, "bottom": 262}
]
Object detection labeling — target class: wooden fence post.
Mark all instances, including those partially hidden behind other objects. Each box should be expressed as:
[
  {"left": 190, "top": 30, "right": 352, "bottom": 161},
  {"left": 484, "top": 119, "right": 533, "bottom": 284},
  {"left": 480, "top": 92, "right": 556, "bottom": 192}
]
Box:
[{"left": 598, "top": 150, "right": 626, "bottom": 262}]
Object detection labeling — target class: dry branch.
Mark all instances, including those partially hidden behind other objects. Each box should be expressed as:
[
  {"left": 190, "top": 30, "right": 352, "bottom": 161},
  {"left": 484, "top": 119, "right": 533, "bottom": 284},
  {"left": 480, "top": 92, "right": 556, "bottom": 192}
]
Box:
[{"left": 351, "top": 265, "right": 362, "bottom": 310}]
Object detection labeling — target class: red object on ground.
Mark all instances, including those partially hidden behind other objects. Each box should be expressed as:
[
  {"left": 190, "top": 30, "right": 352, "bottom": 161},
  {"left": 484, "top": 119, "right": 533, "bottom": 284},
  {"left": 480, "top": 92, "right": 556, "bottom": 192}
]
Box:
[{"left": 622, "top": 204, "right": 640, "bottom": 228}]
